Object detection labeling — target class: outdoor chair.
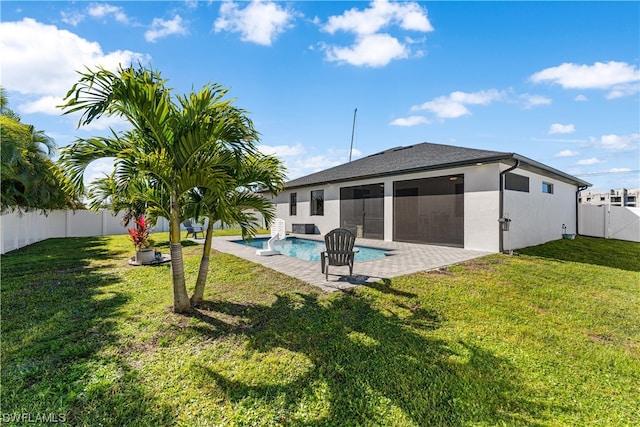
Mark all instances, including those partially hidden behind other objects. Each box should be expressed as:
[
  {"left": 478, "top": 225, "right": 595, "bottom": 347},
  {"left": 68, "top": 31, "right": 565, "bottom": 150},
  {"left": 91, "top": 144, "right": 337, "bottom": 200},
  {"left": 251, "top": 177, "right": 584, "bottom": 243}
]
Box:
[
  {"left": 183, "top": 220, "right": 204, "bottom": 239},
  {"left": 321, "top": 228, "right": 356, "bottom": 280}
]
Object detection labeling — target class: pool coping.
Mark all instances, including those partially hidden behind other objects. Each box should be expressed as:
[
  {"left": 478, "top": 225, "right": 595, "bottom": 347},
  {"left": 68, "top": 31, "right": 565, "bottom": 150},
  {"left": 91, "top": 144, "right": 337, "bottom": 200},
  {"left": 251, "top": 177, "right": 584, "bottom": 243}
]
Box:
[
  {"left": 229, "top": 235, "right": 394, "bottom": 262},
  {"left": 208, "top": 234, "right": 492, "bottom": 292}
]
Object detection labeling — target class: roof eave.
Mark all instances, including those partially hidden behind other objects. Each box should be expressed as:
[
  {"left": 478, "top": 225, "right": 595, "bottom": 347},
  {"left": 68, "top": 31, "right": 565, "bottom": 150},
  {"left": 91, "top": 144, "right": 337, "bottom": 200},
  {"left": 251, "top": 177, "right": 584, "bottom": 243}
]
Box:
[
  {"left": 283, "top": 154, "right": 514, "bottom": 190},
  {"left": 512, "top": 154, "right": 592, "bottom": 187}
]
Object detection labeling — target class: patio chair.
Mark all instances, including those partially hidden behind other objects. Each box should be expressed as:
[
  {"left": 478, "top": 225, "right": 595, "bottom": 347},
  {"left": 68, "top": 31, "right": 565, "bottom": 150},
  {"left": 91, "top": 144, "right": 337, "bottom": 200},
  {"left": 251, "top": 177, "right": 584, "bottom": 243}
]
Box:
[
  {"left": 321, "top": 228, "right": 356, "bottom": 280},
  {"left": 183, "top": 220, "right": 204, "bottom": 239}
]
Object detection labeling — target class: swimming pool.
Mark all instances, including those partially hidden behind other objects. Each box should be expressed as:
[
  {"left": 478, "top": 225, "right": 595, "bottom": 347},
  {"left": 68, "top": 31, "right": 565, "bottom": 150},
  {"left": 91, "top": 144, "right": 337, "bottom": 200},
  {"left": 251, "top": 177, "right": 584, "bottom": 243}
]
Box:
[{"left": 233, "top": 237, "right": 390, "bottom": 262}]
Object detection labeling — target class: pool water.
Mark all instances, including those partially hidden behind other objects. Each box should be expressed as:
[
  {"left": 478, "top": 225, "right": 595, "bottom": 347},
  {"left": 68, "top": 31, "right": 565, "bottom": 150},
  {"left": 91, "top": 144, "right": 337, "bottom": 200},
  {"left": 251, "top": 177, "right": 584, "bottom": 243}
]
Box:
[{"left": 234, "top": 237, "right": 389, "bottom": 262}]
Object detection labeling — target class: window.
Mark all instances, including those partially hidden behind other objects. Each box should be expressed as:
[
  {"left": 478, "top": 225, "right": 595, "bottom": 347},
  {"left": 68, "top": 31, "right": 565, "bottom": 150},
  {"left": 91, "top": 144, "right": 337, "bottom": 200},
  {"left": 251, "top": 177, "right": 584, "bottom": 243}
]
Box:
[
  {"left": 505, "top": 173, "right": 529, "bottom": 192},
  {"left": 311, "top": 190, "right": 324, "bottom": 216},
  {"left": 289, "top": 193, "right": 297, "bottom": 216},
  {"left": 542, "top": 182, "right": 554, "bottom": 194}
]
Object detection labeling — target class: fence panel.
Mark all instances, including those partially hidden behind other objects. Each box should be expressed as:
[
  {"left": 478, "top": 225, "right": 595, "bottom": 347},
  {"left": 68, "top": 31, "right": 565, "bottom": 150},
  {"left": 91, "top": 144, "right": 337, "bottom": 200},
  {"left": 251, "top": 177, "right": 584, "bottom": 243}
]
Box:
[
  {"left": 578, "top": 204, "right": 640, "bottom": 242},
  {"left": 2, "top": 208, "right": 268, "bottom": 254}
]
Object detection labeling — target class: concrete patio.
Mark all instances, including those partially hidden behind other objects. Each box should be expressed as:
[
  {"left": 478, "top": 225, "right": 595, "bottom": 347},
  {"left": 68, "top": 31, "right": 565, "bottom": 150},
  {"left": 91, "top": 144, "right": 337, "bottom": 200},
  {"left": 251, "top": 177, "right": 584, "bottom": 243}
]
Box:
[{"left": 207, "top": 234, "right": 492, "bottom": 292}]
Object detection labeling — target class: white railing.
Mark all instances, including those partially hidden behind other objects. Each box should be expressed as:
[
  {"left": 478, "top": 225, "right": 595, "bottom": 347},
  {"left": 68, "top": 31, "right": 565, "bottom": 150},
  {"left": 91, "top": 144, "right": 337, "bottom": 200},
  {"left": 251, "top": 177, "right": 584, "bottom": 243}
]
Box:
[{"left": 578, "top": 205, "right": 640, "bottom": 242}]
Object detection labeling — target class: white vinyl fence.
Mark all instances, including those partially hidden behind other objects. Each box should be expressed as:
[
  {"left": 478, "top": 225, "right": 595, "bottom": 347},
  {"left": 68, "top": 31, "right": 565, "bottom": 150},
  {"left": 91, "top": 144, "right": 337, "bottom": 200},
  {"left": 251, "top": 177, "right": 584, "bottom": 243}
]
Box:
[
  {"left": 1, "top": 210, "right": 169, "bottom": 255},
  {"left": 1, "top": 209, "right": 268, "bottom": 255},
  {"left": 578, "top": 205, "right": 640, "bottom": 242}
]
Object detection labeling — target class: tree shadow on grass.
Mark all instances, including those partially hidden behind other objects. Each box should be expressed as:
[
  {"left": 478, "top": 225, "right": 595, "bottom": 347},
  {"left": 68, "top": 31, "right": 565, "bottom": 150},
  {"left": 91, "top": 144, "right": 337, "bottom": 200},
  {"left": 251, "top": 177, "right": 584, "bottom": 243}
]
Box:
[
  {"left": 1, "top": 237, "right": 173, "bottom": 426},
  {"left": 188, "top": 290, "right": 559, "bottom": 425}
]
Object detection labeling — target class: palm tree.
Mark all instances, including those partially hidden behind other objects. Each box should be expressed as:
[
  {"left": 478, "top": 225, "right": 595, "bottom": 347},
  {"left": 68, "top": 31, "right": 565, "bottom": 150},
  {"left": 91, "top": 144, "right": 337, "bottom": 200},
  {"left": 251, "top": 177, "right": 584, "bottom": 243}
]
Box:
[
  {"left": 1, "top": 87, "right": 78, "bottom": 212},
  {"left": 188, "top": 152, "right": 286, "bottom": 305},
  {"left": 87, "top": 172, "right": 170, "bottom": 228},
  {"left": 59, "top": 65, "right": 263, "bottom": 313}
]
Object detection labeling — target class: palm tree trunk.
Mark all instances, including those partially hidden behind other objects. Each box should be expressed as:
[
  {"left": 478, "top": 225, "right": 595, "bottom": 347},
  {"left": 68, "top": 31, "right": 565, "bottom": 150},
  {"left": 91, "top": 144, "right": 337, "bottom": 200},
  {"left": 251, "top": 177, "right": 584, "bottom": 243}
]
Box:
[
  {"left": 191, "top": 216, "right": 214, "bottom": 306},
  {"left": 169, "top": 191, "right": 191, "bottom": 313}
]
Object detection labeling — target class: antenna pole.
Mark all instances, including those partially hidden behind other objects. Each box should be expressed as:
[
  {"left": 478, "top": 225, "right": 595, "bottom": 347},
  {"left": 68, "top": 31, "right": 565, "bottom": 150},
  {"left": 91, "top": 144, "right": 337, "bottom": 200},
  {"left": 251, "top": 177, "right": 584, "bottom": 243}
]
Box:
[{"left": 349, "top": 107, "right": 357, "bottom": 162}]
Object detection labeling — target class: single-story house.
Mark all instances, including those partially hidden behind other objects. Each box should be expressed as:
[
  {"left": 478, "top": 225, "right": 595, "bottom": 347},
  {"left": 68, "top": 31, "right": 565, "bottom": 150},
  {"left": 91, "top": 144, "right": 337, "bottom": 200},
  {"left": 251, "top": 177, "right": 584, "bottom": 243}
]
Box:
[{"left": 267, "top": 142, "right": 591, "bottom": 253}]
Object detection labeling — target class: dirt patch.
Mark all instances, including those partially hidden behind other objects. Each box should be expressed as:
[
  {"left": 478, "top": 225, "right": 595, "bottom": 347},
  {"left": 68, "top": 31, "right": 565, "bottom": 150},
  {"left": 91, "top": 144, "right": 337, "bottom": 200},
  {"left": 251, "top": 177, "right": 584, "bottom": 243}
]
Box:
[
  {"left": 461, "top": 256, "right": 507, "bottom": 273},
  {"left": 588, "top": 333, "right": 615, "bottom": 344},
  {"left": 427, "top": 267, "right": 452, "bottom": 275},
  {"left": 531, "top": 305, "right": 547, "bottom": 314}
]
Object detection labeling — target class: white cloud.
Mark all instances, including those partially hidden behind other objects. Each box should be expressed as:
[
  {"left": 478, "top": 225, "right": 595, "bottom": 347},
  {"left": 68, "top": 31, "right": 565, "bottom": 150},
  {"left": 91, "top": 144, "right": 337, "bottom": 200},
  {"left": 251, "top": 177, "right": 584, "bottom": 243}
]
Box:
[
  {"left": 18, "top": 96, "right": 65, "bottom": 115},
  {"left": 83, "top": 158, "right": 116, "bottom": 187},
  {"left": 554, "top": 149, "right": 580, "bottom": 158},
  {"left": 287, "top": 155, "right": 343, "bottom": 178},
  {"left": 323, "top": 33, "right": 408, "bottom": 67},
  {"left": 214, "top": 0, "right": 295, "bottom": 46},
  {"left": 605, "top": 82, "right": 640, "bottom": 99},
  {"left": 530, "top": 61, "right": 640, "bottom": 98},
  {"left": 257, "top": 143, "right": 305, "bottom": 157},
  {"left": 390, "top": 115, "right": 430, "bottom": 126},
  {"left": 61, "top": 3, "right": 131, "bottom": 26},
  {"left": 577, "top": 157, "right": 603, "bottom": 166},
  {"left": 348, "top": 148, "right": 363, "bottom": 158},
  {"left": 82, "top": 115, "right": 131, "bottom": 132},
  {"left": 609, "top": 168, "right": 631, "bottom": 173},
  {"left": 411, "top": 89, "right": 506, "bottom": 119},
  {"left": 549, "top": 123, "right": 575, "bottom": 134},
  {"left": 596, "top": 133, "right": 640, "bottom": 151},
  {"left": 0, "top": 18, "right": 149, "bottom": 112},
  {"left": 319, "top": 0, "right": 432, "bottom": 67},
  {"left": 520, "top": 93, "right": 551, "bottom": 109},
  {"left": 60, "top": 10, "right": 85, "bottom": 26},
  {"left": 323, "top": 0, "right": 432, "bottom": 35},
  {"left": 87, "top": 3, "right": 130, "bottom": 24},
  {"left": 145, "top": 15, "right": 188, "bottom": 42},
  {"left": 574, "top": 94, "right": 588, "bottom": 102}
]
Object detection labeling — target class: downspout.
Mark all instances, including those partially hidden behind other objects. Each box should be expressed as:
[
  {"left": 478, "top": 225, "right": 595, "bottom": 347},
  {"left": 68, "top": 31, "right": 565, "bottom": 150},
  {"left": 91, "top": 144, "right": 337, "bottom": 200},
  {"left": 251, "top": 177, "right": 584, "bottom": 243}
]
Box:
[
  {"left": 576, "top": 185, "right": 589, "bottom": 236},
  {"left": 499, "top": 159, "right": 520, "bottom": 253}
]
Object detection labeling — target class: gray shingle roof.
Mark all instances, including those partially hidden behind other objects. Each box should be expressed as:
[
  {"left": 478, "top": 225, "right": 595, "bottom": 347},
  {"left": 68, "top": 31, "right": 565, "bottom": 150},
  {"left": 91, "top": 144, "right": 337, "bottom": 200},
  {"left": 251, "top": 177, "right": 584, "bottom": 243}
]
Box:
[
  {"left": 284, "top": 141, "right": 591, "bottom": 189},
  {"left": 285, "top": 142, "right": 512, "bottom": 189}
]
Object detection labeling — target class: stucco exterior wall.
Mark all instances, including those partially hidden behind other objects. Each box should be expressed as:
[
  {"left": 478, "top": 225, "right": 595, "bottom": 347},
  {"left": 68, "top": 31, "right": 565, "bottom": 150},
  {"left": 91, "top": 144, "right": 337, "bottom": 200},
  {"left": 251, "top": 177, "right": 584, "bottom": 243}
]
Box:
[
  {"left": 502, "top": 168, "right": 577, "bottom": 250},
  {"left": 271, "top": 162, "right": 579, "bottom": 253},
  {"left": 273, "top": 164, "right": 505, "bottom": 252}
]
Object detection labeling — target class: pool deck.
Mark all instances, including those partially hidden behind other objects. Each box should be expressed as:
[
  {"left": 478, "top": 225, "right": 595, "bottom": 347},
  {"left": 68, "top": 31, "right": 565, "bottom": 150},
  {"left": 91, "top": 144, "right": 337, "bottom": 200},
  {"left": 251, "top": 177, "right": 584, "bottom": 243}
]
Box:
[{"left": 206, "top": 234, "right": 492, "bottom": 292}]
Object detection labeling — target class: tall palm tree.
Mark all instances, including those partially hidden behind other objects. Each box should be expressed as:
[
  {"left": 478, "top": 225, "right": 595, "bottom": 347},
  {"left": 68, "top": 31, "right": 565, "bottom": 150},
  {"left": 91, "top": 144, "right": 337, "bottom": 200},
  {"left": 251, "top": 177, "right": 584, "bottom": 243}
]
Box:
[
  {"left": 59, "top": 65, "right": 262, "bottom": 313},
  {"left": 187, "top": 152, "right": 286, "bottom": 305}
]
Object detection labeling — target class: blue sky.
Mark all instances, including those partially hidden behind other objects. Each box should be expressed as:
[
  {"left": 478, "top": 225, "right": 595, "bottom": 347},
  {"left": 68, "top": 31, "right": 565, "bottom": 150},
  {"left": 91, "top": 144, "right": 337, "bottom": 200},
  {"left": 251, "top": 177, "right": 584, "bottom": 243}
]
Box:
[{"left": 2, "top": 1, "right": 639, "bottom": 190}]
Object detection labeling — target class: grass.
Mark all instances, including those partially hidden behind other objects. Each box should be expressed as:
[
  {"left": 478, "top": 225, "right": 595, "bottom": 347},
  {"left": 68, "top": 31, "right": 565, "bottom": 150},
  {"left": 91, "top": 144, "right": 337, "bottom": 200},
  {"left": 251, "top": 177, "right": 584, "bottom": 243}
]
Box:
[{"left": 1, "top": 233, "right": 638, "bottom": 426}]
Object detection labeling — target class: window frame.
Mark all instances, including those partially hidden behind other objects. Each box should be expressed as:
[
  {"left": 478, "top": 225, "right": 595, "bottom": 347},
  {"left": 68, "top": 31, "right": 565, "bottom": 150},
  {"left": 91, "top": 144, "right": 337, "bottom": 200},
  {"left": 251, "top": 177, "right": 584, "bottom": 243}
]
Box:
[
  {"left": 289, "top": 192, "right": 297, "bottom": 216},
  {"left": 504, "top": 172, "right": 530, "bottom": 193},
  {"left": 310, "top": 190, "right": 324, "bottom": 216},
  {"left": 542, "top": 182, "right": 554, "bottom": 194}
]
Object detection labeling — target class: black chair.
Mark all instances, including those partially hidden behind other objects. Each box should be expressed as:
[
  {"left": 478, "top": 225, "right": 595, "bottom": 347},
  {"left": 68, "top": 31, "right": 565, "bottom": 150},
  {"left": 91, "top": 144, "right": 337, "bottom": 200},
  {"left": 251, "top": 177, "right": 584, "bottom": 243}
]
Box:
[
  {"left": 321, "top": 228, "right": 356, "bottom": 280},
  {"left": 183, "top": 220, "right": 204, "bottom": 239}
]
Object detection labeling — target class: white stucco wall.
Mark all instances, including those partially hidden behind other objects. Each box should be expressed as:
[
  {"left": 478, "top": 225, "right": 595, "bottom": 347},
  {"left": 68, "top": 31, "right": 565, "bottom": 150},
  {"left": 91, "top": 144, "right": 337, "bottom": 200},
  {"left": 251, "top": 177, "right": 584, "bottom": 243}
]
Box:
[
  {"left": 272, "top": 162, "right": 579, "bottom": 253},
  {"left": 274, "top": 165, "right": 504, "bottom": 252},
  {"left": 502, "top": 168, "right": 577, "bottom": 250}
]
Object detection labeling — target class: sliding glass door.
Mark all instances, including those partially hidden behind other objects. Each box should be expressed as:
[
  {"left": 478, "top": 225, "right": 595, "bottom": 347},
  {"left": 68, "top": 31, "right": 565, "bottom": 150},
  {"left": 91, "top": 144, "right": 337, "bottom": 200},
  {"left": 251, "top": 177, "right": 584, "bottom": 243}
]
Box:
[{"left": 340, "top": 183, "right": 384, "bottom": 240}]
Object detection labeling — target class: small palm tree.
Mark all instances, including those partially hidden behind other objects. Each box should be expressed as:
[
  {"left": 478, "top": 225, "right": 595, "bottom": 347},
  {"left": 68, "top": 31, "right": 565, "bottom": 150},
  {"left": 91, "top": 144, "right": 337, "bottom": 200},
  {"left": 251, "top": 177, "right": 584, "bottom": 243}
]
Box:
[
  {"left": 59, "top": 65, "right": 264, "bottom": 313},
  {"left": 187, "top": 152, "right": 286, "bottom": 305}
]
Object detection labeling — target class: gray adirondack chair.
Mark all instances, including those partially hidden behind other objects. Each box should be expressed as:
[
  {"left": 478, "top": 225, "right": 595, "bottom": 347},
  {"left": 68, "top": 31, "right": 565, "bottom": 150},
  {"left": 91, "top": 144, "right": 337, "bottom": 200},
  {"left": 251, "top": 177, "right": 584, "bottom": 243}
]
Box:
[
  {"left": 183, "top": 220, "right": 204, "bottom": 239},
  {"left": 321, "top": 228, "right": 356, "bottom": 280}
]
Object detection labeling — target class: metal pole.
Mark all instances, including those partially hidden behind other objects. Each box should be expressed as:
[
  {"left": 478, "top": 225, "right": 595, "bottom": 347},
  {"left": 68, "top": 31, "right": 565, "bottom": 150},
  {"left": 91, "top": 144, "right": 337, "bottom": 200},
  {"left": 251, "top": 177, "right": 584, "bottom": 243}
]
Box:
[{"left": 349, "top": 108, "right": 357, "bottom": 162}]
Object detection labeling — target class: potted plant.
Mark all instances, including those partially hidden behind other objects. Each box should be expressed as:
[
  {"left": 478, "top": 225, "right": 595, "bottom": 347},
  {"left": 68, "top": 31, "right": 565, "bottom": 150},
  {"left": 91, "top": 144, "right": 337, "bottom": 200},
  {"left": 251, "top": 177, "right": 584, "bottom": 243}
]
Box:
[{"left": 129, "top": 215, "right": 155, "bottom": 264}]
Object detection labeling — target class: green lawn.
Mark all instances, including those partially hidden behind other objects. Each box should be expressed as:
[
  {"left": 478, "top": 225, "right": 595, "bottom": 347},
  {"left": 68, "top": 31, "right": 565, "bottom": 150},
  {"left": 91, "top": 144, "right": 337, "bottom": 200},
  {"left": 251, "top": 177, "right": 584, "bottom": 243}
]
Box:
[{"left": 2, "top": 233, "right": 638, "bottom": 426}]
